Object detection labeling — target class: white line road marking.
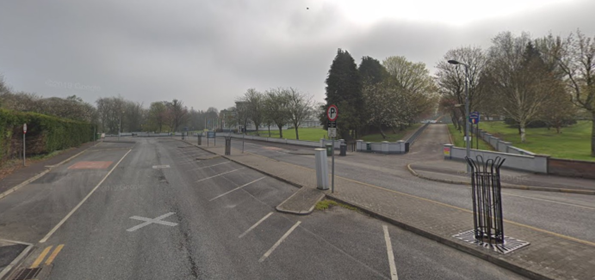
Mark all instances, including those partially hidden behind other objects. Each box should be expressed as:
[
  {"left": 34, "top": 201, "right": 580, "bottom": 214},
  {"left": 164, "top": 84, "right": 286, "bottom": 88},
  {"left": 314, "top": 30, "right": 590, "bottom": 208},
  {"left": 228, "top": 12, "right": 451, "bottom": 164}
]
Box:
[
  {"left": 196, "top": 168, "right": 245, "bottom": 183},
  {"left": 209, "top": 177, "right": 266, "bottom": 201},
  {"left": 239, "top": 212, "right": 273, "bottom": 239},
  {"left": 152, "top": 165, "right": 170, "bottom": 169},
  {"left": 127, "top": 212, "right": 178, "bottom": 232},
  {"left": 40, "top": 149, "right": 133, "bottom": 243},
  {"left": 383, "top": 225, "right": 398, "bottom": 280},
  {"left": 259, "top": 221, "right": 301, "bottom": 263},
  {"left": 195, "top": 161, "right": 231, "bottom": 170}
]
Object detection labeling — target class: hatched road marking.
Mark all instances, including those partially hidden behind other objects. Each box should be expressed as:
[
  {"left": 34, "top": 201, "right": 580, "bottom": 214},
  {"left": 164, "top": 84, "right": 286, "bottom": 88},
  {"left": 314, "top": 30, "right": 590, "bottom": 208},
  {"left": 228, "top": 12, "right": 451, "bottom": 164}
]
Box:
[{"left": 127, "top": 212, "right": 178, "bottom": 232}]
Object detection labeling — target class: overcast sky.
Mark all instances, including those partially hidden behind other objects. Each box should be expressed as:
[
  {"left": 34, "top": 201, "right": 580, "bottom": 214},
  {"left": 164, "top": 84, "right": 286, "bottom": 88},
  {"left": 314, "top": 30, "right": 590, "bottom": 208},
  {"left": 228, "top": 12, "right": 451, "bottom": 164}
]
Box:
[{"left": 1, "top": 0, "right": 594, "bottom": 111}]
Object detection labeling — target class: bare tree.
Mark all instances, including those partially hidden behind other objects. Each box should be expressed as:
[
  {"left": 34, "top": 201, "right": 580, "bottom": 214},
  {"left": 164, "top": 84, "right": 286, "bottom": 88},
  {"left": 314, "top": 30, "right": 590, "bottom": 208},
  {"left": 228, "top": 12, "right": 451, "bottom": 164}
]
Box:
[
  {"left": 436, "top": 47, "right": 487, "bottom": 134},
  {"left": 552, "top": 30, "right": 595, "bottom": 156},
  {"left": 240, "top": 89, "right": 265, "bottom": 135},
  {"left": 265, "top": 88, "right": 291, "bottom": 138},
  {"left": 168, "top": 99, "right": 189, "bottom": 132},
  {"left": 484, "top": 32, "right": 555, "bottom": 143},
  {"left": 286, "top": 88, "right": 313, "bottom": 140}
]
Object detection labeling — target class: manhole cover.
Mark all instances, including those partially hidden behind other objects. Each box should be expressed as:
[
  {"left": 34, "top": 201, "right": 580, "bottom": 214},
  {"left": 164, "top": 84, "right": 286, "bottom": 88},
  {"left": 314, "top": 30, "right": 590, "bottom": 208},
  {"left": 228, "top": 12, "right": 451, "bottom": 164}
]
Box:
[{"left": 453, "top": 229, "right": 530, "bottom": 254}]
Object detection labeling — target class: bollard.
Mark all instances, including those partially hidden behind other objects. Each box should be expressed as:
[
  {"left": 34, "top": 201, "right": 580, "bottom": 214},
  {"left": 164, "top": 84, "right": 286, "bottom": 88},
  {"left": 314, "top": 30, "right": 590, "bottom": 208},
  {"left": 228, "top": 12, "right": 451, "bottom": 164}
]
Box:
[
  {"left": 225, "top": 137, "right": 231, "bottom": 156},
  {"left": 314, "top": 148, "right": 329, "bottom": 190},
  {"left": 198, "top": 134, "right": 202, "bottom": 145}
]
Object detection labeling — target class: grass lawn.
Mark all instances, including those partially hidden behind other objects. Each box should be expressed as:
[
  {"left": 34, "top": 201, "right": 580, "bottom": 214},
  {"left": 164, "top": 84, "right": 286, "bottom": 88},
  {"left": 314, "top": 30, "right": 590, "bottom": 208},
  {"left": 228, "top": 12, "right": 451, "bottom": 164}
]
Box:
[
  {"left": 247, "top": 127, "right": 326, "bottom": 142},
  {"left": 478, "top": 121, "right": 595, "bottom": 161},
  {"left": 360, "top": 123, "right": 422, "bottom": 142},
  {"left": 447, "top": 124, "right": 494, "bottom": 151}
]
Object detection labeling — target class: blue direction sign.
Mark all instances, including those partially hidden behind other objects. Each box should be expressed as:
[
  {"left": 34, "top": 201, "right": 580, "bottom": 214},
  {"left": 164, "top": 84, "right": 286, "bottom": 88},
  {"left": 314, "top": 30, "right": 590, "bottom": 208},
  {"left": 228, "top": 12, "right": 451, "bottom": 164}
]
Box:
[
  {"left": 469, "top": 111, "right": 480, "bottom": 124},
  {"left": 207, "top": 131, "right": 216, "bottom": 138}
]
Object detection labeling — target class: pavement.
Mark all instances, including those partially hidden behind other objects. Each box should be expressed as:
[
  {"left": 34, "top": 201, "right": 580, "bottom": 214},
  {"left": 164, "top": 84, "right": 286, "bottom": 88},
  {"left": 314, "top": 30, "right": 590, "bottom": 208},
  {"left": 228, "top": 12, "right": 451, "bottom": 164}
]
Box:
[
  {"left": 0, "top": 137, "right": 523, "bottom": 279},
  {"left": 185, "top": 125, "right": 595, "bottom": 280}
]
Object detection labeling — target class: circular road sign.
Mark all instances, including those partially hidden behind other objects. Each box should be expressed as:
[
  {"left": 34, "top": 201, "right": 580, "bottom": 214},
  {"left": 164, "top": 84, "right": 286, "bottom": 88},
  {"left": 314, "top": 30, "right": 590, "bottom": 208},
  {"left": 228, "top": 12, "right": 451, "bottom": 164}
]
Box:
[{"left": 326, "top": 105, "right": 338, "bottom": 121}]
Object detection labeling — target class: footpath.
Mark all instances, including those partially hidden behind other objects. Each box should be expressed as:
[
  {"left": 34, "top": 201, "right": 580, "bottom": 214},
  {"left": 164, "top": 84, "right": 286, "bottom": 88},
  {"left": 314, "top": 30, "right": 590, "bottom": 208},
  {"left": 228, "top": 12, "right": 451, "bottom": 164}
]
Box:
[{"left": 188, "top": 139, "right": 595, "bottom": 280}]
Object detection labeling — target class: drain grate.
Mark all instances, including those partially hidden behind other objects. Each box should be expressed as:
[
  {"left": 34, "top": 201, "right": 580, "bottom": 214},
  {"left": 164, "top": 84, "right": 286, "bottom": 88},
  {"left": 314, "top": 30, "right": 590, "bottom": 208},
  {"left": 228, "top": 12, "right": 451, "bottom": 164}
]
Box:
[
  {"left": 453, "top": 229, "right": 530, "bottom": 254},
  {"left": 9, "top": 268, "right": 42, "bottom": 280}
]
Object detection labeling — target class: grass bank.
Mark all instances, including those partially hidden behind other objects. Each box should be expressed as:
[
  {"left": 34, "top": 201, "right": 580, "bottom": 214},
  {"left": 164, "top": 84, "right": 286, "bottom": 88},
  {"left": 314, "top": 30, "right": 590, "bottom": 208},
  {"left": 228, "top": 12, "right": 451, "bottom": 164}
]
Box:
[{"left": 478, "top": 121, "right": 594, "bottom": 161}]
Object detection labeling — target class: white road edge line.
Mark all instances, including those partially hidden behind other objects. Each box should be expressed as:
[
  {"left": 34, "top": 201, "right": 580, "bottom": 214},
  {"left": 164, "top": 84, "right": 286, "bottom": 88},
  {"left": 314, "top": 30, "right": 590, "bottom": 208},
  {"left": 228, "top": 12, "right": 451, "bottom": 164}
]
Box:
[
  {"left": 259, "top": 221, "right": 301, "bottom": 263},
  {"left": 383, "top": 225, "right": 398, "bottom": 280},
  {"left": 239, "top": 212, "right": 273, "bottom": 239},
  {"left": 195, "top": 167, "right": 245, "bottom": 183},
  {"left": 209, "top": 177, "right": 266, "bottom": 202},
  {"left": 39, "top": 149, "right": 133, "bottom": 243},
  {"left": 195, "top": 161, "right": 231, "bottom": 170}
]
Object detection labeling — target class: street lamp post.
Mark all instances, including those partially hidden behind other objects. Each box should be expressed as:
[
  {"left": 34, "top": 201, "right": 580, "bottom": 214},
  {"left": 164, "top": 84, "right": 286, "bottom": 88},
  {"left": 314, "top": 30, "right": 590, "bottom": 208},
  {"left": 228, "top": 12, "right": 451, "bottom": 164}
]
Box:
[{"left": 448, "top": 59, "right": 471, "bottom": 174}]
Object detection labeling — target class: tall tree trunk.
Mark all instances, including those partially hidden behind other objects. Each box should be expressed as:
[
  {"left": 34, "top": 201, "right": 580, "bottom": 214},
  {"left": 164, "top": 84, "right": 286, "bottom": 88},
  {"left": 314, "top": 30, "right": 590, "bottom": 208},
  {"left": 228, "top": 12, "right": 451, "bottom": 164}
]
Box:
[
  {"left": 268, "top": 124, "right": 271, "bottom": 137},
  {"left": 520, "top": 121, "right": 527, "bottom": 143},
  {"left": 294, "top": 125, "right": 299, "bottom": 140},
  {"left": 379, "top": 125, "right": 387, "bottom": 139},
  {"left": 278, "top": 125, "right": 283, "bottom": 138},
  {"left": 591, "top": 112, "right": 595, "bottom": 156}
]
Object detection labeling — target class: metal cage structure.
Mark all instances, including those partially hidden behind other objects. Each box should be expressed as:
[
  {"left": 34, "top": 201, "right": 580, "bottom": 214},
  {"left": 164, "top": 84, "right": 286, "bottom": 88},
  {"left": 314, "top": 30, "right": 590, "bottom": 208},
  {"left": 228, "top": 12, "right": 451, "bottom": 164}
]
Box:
[{"left": 466, "top": 155, "right": 506, "bottom": 244}]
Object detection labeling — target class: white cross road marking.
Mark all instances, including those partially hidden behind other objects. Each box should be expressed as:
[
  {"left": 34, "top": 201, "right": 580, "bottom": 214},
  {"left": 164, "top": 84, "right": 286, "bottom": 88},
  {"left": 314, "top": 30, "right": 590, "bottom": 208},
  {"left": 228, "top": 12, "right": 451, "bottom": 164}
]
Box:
[
  {"left": 152, "top": 165, "right": 170, "bottom": 169},
  {"left": 126, "top": 212, "right": 178, "bottom": 232}
]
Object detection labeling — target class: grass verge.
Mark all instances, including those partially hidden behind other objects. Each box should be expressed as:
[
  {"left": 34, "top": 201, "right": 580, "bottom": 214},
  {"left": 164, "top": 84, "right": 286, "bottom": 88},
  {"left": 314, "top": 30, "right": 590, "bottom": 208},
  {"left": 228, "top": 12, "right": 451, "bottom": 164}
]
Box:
[
  {"left": 479, "top": 121, "right": 595, "bottom": 161},
  {"left": 315, "top": 199, "right": 359, "bottom": 212},
  {"left": 247, "top": 127, "right": 326, "bottom": 142}
]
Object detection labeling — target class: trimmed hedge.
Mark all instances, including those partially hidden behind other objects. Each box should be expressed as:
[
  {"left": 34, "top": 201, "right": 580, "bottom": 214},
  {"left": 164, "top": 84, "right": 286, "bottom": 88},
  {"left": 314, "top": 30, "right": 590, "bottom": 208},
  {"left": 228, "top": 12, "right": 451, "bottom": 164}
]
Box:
[{"left": 0, "top": 109, "right": 94, "bottom": 165}]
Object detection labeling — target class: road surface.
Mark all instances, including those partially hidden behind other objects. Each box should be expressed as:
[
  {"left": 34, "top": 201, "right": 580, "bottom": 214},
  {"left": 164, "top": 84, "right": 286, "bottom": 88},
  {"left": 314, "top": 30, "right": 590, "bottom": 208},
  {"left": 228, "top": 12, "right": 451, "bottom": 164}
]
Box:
[{"left": 0, "top": 137, "right": 524, "bottom": 280}]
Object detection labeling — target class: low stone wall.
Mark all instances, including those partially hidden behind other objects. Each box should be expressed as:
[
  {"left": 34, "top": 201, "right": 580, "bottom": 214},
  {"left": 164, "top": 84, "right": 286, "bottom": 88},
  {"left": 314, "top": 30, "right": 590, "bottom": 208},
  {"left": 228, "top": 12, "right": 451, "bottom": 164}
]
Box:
[
  {"left": 548, "top": 158, "right": 595, "bottom": 179},
  {"left": 476, "top": 127, "right": 535, "bottom": 156},
  {"left": 443, "top": 144, "right": 548, "bottom": 173},
  {"left": 356, "top": 140, "right": 408, "bottom": 154}
]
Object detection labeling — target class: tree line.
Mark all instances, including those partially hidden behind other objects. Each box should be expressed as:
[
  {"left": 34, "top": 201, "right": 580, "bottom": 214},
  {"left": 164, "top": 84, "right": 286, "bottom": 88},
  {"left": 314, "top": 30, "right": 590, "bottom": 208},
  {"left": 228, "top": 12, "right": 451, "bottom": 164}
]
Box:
[
  {"left": 437, "top": 30, "right": 595, "bottom": 158},
  {"left": 231, "top": 88, "right": 315, "bottom": 140},
  {"left": 0, "top": 79, "right": 220, "bottom": 134}
]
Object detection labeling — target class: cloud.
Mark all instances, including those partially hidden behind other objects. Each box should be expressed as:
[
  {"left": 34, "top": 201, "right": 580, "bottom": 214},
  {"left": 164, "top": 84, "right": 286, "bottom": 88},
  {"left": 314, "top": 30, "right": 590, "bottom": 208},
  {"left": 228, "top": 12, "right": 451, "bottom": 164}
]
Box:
[{"left": 0, "top": 0, "right": 593, "bottom": 111}]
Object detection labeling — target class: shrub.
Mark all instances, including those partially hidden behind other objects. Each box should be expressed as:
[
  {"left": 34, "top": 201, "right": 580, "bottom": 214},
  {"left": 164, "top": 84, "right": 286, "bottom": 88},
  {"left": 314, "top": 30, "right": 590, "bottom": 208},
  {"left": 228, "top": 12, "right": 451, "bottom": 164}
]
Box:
[{"left": 0, "top": 109, "right": 94, "bottom": 166}]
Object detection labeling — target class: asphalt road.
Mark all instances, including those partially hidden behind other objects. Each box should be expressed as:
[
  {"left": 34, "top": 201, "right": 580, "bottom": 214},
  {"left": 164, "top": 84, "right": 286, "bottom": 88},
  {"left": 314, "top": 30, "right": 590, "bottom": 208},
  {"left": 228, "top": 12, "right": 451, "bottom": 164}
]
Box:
[
  {"left": 1, "top": 137, "right": 525, "bottom": 279},
  {"left": 224, "top": 125, "right": 595, "bottom": 245}
]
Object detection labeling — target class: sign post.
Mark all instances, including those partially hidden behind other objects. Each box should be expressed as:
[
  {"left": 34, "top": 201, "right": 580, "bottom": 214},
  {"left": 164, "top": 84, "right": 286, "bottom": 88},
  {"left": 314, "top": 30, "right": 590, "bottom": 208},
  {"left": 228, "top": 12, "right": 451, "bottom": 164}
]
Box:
[
  {"left": 326, "top": 105, "right": 338, "bottom": 193},
  {"left": 23, "top": 123, "right": 27, "bottom": 166},
  {"left": 469, "top": 112, "right": 480, "bottom": 149}
]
